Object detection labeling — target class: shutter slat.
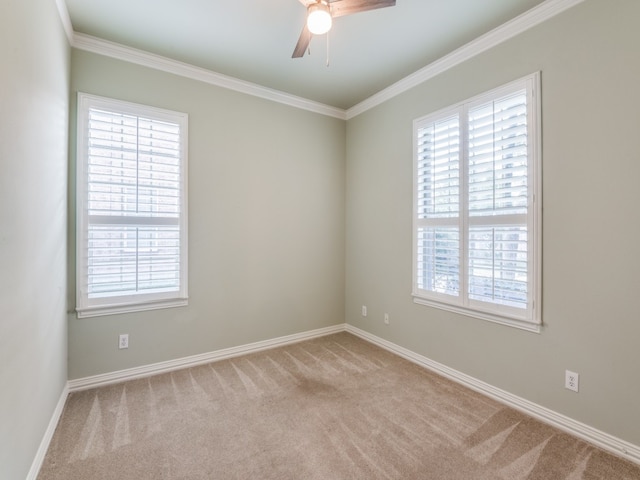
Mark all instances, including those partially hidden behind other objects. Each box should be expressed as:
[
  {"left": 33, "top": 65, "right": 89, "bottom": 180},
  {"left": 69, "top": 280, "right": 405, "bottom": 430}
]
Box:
[
  {"left": 468, "top": 90, "right": 528, "bottom": 217},
  {"left": 416, "top": 226, "right": 460, "bottom": 295},
  {"left": 416, "top": 115, "right": 460, "bottom": 220},
  {"left": 86, "top": 107, "right": 182, "bottom": 219},
  {"left": 85, "top": 107, "right": 183, "bottom": 298},
  {"left": 468, "top": 226, "right": 528, "bottom": 309}
]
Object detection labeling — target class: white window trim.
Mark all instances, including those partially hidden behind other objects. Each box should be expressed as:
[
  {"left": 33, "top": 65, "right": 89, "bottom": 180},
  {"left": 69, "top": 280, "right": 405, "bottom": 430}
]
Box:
[
  {"left": 76, "top": 93, "right": 189, "bottom": 318},
  {"left": 412, "top": 73, "right": 542, "bottom": 333}
]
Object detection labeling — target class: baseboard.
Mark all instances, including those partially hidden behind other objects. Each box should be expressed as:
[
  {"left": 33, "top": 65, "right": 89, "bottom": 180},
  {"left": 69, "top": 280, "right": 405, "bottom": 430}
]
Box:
[
  {"left": 36, "top": 322, "right": 640, "bottom": 480},
  {"left": 68, "top": 324, "right": 346, "bottom": 392},
  {"left": 345, "top": 324, "right": 640, "bottom": 466},
  {"left": 26, "top": 383, "right": 69, "bottom": 480}
]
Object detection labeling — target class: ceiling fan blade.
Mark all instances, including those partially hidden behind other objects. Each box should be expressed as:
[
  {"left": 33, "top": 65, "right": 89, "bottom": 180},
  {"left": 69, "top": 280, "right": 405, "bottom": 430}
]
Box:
[
  {"left": 329, "top": 0, "right": 395, "bottom": 18},
  {"left": 292, "top": 24, "right": 312, "bottom": 58}
]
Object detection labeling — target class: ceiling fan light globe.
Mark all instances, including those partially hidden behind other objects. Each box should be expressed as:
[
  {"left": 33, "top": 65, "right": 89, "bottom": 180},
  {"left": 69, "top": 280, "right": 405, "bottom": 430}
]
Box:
[{"left": 307, "top": 4, "right": 332, "bottom": 35}]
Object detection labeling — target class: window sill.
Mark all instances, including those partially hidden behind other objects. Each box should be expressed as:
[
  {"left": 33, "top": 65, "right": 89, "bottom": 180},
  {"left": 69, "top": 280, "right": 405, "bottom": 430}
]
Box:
[
  {"left": 76, "top": 297, "right": 188, "bottom": 318},
  {"left": 412, "top": 296, "right": 541, "bottom": 333}
]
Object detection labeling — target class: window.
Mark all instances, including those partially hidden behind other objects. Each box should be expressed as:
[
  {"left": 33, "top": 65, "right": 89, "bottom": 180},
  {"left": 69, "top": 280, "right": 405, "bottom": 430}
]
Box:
[
  {"left": 76, "top": 93, "right": 188, "bottom": 318},
  {"left": 413, "top": 73, "right": 541, "bottom": 331}
]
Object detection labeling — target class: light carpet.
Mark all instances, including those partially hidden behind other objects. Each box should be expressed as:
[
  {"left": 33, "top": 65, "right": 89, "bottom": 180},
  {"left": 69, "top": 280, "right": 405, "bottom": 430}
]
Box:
[{"left": 38, "top": 332, "right": 640, "bottom": 479}]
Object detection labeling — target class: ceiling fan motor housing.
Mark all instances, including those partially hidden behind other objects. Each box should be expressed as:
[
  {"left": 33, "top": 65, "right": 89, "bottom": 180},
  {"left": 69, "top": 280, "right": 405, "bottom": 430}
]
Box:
[{"left": 307, "top": 2, "right": 332, "bottom": 35}]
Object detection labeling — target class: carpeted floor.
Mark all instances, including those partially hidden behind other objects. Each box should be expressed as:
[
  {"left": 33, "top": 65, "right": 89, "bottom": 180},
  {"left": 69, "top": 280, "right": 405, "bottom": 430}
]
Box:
[{"left": 38, "top": 332, "right": 640, "bottom": 479}]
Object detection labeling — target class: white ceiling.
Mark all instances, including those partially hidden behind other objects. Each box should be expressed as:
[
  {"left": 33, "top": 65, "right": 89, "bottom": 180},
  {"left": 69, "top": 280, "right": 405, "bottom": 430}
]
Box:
[{"left": 63, "top": 0, "right": 547, "bottom": 110}]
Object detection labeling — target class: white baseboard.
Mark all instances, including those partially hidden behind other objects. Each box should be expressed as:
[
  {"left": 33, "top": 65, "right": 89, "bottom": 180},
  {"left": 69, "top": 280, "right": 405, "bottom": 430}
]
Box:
[
  {"left": 68, "top": 324, "right": 345, "bottom": 392},
  {"left": 26, "top": 383, "right": 69, "bottom": 480},
  {"left": 35, "top": 322, "right": 639, "bottom": 480},
  {"left": 345, "top": 324, "right": 640, "bottom": 466}
]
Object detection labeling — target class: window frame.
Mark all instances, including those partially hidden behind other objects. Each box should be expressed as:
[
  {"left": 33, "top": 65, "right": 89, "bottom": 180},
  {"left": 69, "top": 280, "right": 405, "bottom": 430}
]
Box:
[
  {"left": 412, "top": 73, "right": 541, "bottom": 332},
  {"left": 76, "top": 93, "right": 189, "bottom": 318}
]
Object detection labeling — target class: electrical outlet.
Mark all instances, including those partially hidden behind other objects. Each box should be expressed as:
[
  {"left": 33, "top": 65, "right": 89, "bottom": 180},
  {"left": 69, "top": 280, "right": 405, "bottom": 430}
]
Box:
[
  {"left": 362, "top": 305, "right": 367, "bottom": 317},
  {"left": 565, "top": 370, "right": 579, "bottom": 392},
  {"left": 119, "top": 334, "right": 129, "bottom": 350},
  {"left": 384, "top": 313, "right": 390, "bottom": 325}
]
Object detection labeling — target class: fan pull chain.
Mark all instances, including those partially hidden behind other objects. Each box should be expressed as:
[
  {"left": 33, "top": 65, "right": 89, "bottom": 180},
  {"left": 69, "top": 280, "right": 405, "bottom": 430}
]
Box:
[{"left": 326, "top": 31, "right": 330, "bottom": 67}]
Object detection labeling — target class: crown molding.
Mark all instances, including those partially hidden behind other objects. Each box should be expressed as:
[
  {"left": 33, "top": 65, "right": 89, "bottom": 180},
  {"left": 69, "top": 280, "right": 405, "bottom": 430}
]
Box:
[
  {"left": 60, "top": 0, "right": 584, "bottom": 121},
  {"left": 54, "top": 0, "right": 73, "bottom": 43},
  {"left": 71, "top": 33, "right": 347, "bottom": 120},
  {"left": 346, "top": 0, "right": 585, "bottom": 119}
]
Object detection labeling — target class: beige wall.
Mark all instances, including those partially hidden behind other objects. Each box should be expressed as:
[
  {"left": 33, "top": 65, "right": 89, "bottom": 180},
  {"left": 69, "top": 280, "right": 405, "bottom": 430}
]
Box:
[
  {"left": 0, "top": 0, "right": 70, "bottom": 478},
  {"left": 345, "top": 0, "right": 640, "bottom": 446},
  {"left": 5, "top": 0, "right": 639, "bottom": 475},
  {"left": 67, "top": 50, "right": 346, "bottom": 379}
]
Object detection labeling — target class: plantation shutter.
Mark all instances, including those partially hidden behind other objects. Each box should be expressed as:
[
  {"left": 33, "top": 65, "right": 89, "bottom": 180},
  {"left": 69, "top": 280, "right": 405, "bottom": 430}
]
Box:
[
  {"left": 413, "top": 73, "right": 540, "bottom": 330},
  {"left": 415, "top": 113, "right": 461, "bottom": 296},
  {"left": 86, "top": 108, "right": 182, "bottom": 298},
  {"left": 77, "top": 94, "right": 188, "bottom": 317},
  {"left": 467, "top": 90, "right": 528, "bottom": 309}
]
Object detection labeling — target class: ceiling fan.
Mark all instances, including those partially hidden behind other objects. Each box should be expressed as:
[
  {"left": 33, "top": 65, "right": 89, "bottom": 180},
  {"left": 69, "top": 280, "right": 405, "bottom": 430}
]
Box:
[{"left": 292, "top": 0, "right": 396, "bottom": 58}]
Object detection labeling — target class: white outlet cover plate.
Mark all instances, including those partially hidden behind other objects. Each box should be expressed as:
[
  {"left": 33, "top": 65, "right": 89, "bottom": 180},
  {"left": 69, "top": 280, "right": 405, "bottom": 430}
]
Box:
[{"left": 565, "top": 370, "right": 579, "bottom": 392}]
